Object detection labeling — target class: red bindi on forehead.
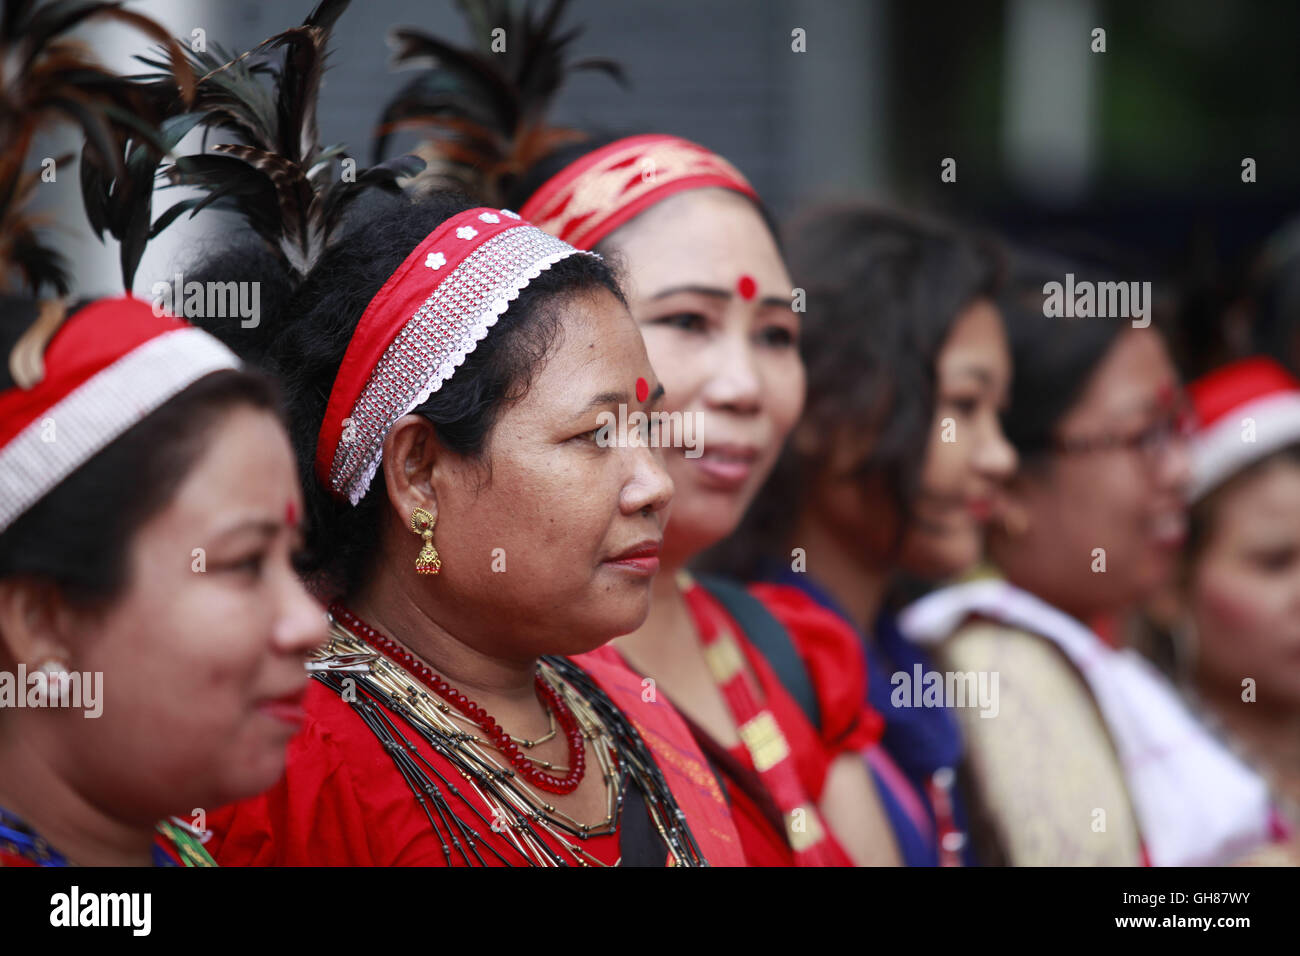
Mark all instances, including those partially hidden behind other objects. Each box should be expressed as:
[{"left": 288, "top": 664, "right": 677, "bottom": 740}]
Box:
[
  {"left": 636, "top": 376, "right": 649, "bottom": 403},
  {"left": 736, "top": 275, "right": 757, "bottom": 301},
  {"left": 285, "top": 500, "right": 298, "bottom": 525}
]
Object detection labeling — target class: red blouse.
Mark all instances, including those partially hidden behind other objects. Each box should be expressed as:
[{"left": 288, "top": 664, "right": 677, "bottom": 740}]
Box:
[
  {"left": 207, "top": 650, "right": 744, "bottom": 866},
  {"left": 578, "top": 582, "right": 883, "bottom": 866}
]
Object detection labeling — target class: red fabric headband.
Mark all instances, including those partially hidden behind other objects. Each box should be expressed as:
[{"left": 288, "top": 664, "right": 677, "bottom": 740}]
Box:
[
  {"left": 1189, "top": 356, "right": 1300, "bottom": 430},
  {"left": 518, "top": 134, "right": 759, "bottom": 250},
  {"left": 1187, "top": 356, "right": 1300, "bottom": 500},
  {"left": 315, "top": 207, "right": 594, "bottom": 504},
  {"left": 0, "top": 296, "right": 240, "bottom": 531}
]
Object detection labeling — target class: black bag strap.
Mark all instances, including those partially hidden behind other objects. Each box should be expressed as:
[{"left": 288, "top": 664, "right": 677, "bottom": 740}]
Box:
[
  {"left": 694, "top": 573, "right": 822, "bottom": 733},
  {"left": 617, "top": 777, "right": 665, "bottom": 866}
]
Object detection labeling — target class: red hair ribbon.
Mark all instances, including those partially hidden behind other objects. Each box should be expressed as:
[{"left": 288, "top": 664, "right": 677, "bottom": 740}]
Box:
[
  {"left": 315, "top": 207, "right": 595, "bottom": 504},
  {"left": 519, "top": 134, "right": 759, "bottom": 251}
]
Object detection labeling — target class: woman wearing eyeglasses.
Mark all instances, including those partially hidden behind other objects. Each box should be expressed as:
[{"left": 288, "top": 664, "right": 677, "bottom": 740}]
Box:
[{"left": 900, "top": 256, "right": 1281, "bottom": 866}]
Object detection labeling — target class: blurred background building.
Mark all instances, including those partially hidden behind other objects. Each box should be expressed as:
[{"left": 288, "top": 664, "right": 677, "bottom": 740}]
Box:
[{"left": 32, "top": 0, "right": 1300, "bottom": 373}]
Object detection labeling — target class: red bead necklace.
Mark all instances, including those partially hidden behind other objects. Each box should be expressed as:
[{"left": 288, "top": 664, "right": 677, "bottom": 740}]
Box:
[{"left": 328, "top": 602, "right": 586, "bottom": 794}]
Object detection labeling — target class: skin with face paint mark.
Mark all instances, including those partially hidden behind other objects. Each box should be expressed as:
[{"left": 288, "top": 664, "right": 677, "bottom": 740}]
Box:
[
  {"left": 1191, "top": 456, "right": 1300, "bottom": 706},
  {"left": 0, "top": 407, "right": 327, "bottom": 865},
  {"left": 345, "top": 287, "right": 674, "bottom": 829},
  {"left": 1184, "top": 453, "right": 1300, "bottom": 828},
  {"left": 603, "top": 189, "right": 803, "bottom": 567}
]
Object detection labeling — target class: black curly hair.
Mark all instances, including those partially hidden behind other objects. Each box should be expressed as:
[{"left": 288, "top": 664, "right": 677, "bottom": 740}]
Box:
[{"left": 187, "top": 190, "right": 626, "bottom": 599}]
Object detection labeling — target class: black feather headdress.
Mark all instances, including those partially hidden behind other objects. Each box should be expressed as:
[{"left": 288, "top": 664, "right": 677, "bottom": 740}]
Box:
[
  {"left": 0, "top": 0, "right": 194, "bottom": 296},
  {"left": 138, "top": 0, "right": 424, "bottom": 283},
  {"left": 371, "top": 0, "right": 626, "bottom": 203}
]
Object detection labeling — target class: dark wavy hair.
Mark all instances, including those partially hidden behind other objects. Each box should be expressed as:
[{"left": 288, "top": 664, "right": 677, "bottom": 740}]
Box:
[
  {"left": 0, "top": 297, "right": 282, "bottom": 611},
  {"left": 707, "top": 203, "right": 1002, "bottom": 578},
  {"left": 189, "top": 191, "right": 626, "bottom": 599}
]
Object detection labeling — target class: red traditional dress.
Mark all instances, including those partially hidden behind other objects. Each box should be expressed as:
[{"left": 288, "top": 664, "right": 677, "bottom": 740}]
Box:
[
  {"left": 208, "top": 639, "right": 744, "bottom": 867},
  {"left": 577, "top": 576, "right": 884, "bottom": 866},
  {"left": 206, "top": 208, "right": 745, "bottom": 866}
]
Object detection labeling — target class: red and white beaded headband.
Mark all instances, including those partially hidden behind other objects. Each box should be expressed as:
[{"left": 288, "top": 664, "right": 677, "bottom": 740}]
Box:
[
  {"left": 315, "top": 207, "right": 598, "bottom": 505},
  {"left": 0, "top": 296, "right": 241, "bottom": 534},
  {"left": 519, "top": 134, "right": 759, "bottom": 251}
]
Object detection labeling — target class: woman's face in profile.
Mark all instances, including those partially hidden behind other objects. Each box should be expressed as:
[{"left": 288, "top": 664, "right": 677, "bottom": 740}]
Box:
[
  {"left": 422, "top": 286, "right": 674, "bottom": 657},
  {"left": 1000, "top": 329, "right": 1191, "bottom": 615},
  {"left": 53, "top": 406, "right": 326, "bottom": 822},
  {"left": 1191, "top": 455, "right": 1300, "bottom": 707},
  {"left": 900, "top": 298, "right": 1017, "bottom": 579}
]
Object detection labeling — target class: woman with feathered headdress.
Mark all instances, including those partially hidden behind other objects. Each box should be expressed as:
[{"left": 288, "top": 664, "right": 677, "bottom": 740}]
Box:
[
  {"left": 171, "top": 0, "right": 744, "bottom": 866},
  {"left": 370, "top": 0, "right": 902, "bottom": 866},
  {"left": 0, "top": 0, "right": 327, "bottom": 867}
]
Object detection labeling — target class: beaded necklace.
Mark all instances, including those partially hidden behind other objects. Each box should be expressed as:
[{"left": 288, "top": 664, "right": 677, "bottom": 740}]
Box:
[
  {"left": 330, "top": 602, "right": 587, "bottom": 793},
  {"left": 0, "top": 806, "right": 216, "bottom": 867},
  {"left": 313, "top": 609, "right": 708, "bottom": 866}
]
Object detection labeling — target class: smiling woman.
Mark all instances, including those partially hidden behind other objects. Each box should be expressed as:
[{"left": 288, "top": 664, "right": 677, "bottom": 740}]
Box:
[
  {"left": 202, "top": 193, "right": 744, "bottom": 866},
  {"left": 507, "top": 138, "right": 902, "bottom": 868},
  {"left": 1170, "top": 358, "right": 1300, "bottom": 860},
  {"left": 900, "top": 261, "right": 1284, "bottom": 867},
  {"left": 0, "top": 296, "right": 327, "bottom": 867},
  {"left": 713, "top": 203, "right": 1015, "bottom": 866}
]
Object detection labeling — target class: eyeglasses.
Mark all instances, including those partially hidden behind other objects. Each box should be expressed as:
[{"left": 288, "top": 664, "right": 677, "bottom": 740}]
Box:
[{"left": 1052, "top": 404, "right": 1196, "bottom": 468}]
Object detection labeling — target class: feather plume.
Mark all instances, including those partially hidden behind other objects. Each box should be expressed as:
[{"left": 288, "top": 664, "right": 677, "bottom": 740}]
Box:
[
  {"left": 140, "top": 0, "right": 424, "bottom": 282},
  {"left": 372, "top": 0, "right": 627, "bottom": 202},
  {"left": 0, "top": 0, "right": 194, "bottom": 294}
]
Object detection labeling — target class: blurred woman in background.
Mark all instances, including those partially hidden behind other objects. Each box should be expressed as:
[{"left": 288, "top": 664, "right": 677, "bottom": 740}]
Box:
[
  {"left": 901, "top": 259, "right": 1282, "bottom": 866},
  {"left": 1159, "top": 357, "right": 1300, "bottom": 860},
  {"left": 717, "top": 204, "right": 1017, "bottom": 865}
]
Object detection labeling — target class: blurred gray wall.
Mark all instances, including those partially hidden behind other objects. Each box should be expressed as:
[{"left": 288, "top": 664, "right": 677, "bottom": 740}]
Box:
[{"left": 44, "top": 0, "right": 889, "bottom": 296}]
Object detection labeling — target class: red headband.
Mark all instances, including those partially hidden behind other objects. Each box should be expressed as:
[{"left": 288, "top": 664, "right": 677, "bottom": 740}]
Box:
[
  {"left": 518, "top": 134, "right": 759, "bottom": 250},
  {"left": 315, "top": 207, "right": 596, "bottom": 504},
  {"left": 1188, "top": 356, "right": 1300, "bottom": 500},
  {"left": 0, "top": 297, "right": 240, "bottom": 532}
]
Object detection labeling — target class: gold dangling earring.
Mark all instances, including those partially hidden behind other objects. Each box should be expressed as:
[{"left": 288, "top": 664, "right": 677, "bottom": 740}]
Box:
[{"left": 410, "top": 507, "right": 441, "bottom": 575}]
